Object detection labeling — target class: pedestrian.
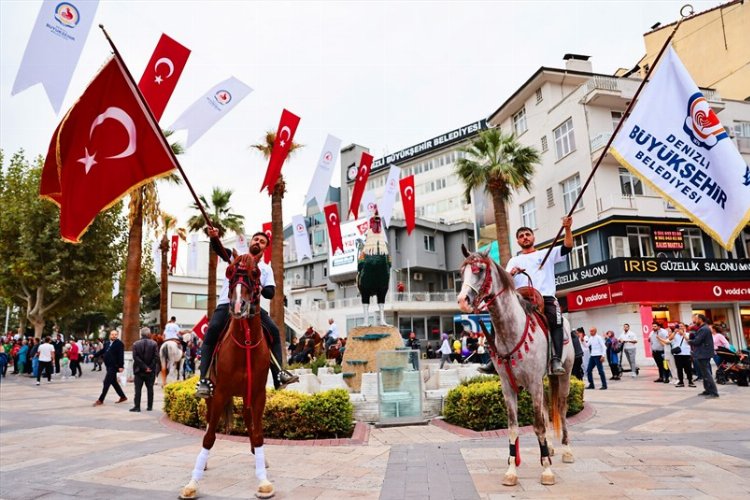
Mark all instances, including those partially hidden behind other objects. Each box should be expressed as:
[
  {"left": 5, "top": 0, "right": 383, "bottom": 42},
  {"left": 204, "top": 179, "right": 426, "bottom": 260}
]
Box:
[
  {"left": 397, "top": 281, "right": 405, "bottom": 301},
  {"left": 16, "top": 339, "right": 29, "bottom": 376},
  {"left": 93, "top": 330, "right": 127, "bottom": 406},
  {"left": 688, "top": 314, "right": 719, "bottom": 398},
  {"left": 323, "top": 318, "right": 339, "bottom": 351},
  {"left": 52, "top": 333, "right": 64, "bottom": 374},
  {"left": 585, "top": 327, "right": 608, "bottom": 390},
  {"left": 35, "top": 337, "right": 55, "bottom": 385},
  {"left": 649, "top": 323, "right": 670, "bottom": 383},
  {"left": 571, "top": 328, "right": 584, "bottom": 381},
  {"left": 619, "top": 323, "right": 639, "bottom": 377},
  {"left": 29, "top": 338, "right": 40, "bottom": 379},
  {"left": 670, "top": 324, "right": 695, "bottom": 388},
  {"left": 577, "top": 327, "right": 589, "bottom": 381},
  {"left": 438, "top": 333, "right": 452, "bottom": 369},
  {"left": 68, "top": 339, "right": 82, "bottom": 378},
  {"left": 604, "top": 331, "right": 621, "bottom": 380},
  {"left": 405, "top": 332, "right": 420, "bottom": 370},
  {"left": 130, "top": 327, "right": 159, "bottom": 412}
]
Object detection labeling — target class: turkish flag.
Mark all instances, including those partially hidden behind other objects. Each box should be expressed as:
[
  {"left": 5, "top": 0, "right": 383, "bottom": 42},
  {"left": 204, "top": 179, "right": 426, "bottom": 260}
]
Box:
[
  {"left": 260, "top": 109, "right": 300, "bottom": 194},
  {"left": 399, "top": 175, "right": 416, "bottom": 235},
  {"left": 348, "top": 151, "right": 373, "bottom": 219},
  {"left": 324, "top": 204, "right": 343, "bottom": 254},
  {"left": 262, "top": 221, "right": 273, "bottom": 264},
  {"left": 138, "top": 34, "right": 191, "bottom": 122},
  {"left": 40, "top": 57, "right": 178, "bottom": 243},
  {"left": 170, "top": 234, "right": 179, "bottom": 274},
  {"left": 192, "top": 315, "right": 209, "bottom": 340}
]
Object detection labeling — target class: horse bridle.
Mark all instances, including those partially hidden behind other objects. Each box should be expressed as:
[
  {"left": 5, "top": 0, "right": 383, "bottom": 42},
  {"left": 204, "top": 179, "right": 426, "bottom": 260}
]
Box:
[
  {"left": 462, "top": 255, "right": 508, "bottom": 313},
  {"left": 227, "top": 262, "right": 262, "bottom": 320}
]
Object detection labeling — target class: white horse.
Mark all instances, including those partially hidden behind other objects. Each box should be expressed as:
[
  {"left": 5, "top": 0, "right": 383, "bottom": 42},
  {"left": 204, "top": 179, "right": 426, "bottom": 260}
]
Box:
[
  {"left": 159, "top": 335, "right": 187, "bottom": 387},
  {"left": 457, "top": 245, "right": 575, "bottom": 487}
]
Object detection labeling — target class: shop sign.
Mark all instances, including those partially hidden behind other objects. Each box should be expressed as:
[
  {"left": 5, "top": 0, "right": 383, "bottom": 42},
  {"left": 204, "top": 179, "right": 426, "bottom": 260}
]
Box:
[{"left": 653, "top": 229, "right": 684, "bottom": 250}]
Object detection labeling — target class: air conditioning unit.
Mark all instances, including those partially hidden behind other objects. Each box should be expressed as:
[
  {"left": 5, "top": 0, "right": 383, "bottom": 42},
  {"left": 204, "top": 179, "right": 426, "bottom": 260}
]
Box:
[
  {"left": 413, "top": 272, "right": 424, "bottom": 281},
  {"left": 608, "top": 236, "right": 630, "bottom": 258}
]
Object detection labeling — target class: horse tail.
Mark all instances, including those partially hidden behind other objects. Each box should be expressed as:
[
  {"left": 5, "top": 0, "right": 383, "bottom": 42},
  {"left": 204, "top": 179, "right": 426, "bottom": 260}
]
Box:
[
  {"left": 548, "top": 375, "right": 562, "bottom": 439},
  {"left": 160, "top": 343, "right": 170, "bottom": 377}
]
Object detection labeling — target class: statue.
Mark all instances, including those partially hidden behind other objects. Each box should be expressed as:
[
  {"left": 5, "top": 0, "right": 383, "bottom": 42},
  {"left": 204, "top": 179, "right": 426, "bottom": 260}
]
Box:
[{"left": 356, "top": 209, "right": 391, "bottom": 326}]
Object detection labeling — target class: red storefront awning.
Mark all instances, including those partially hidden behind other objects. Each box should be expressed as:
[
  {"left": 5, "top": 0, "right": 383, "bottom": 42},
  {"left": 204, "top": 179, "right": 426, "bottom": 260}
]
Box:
[{"left": 567, "top": 281, "right": 750, "bottom": 311}]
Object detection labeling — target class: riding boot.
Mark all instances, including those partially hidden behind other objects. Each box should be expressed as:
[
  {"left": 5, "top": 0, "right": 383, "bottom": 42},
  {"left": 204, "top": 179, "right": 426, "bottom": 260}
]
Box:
[
  {"left": 478, "top": 362, "right": 497, "bottom": 375},
  {"left": 551, "top": 325, "right": 565, "bottom": 376}
]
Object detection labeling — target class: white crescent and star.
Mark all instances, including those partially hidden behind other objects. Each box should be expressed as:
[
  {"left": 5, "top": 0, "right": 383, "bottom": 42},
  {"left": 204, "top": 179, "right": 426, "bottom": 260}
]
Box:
[
  {"left": 328, "top": 213, "right": 338, "bottom": 225},
  {"left": 279, "top": 126, "right": 292, "bottom": 147},
  {"left": 404, "top": 186, "right": 414, "bottom": 199},
  {"left": 154, "top": 57, "right": 175, "bottom": 85},
  {"left": 358, "top": 165, "right": 369, "bottom": 181},
  {"left": 78, "top": 107, "right": 137, "bottom": 174}
]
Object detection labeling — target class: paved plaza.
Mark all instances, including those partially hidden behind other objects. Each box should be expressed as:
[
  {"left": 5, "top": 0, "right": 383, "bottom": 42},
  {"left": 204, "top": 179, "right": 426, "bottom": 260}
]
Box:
[{"left": 1, "top": 364, "right": 749, "bottom": 500}]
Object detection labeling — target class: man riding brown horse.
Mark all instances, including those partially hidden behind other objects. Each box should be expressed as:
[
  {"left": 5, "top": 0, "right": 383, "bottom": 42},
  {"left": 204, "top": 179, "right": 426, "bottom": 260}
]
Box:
[
  {"left": 195, "top": 229, "right": 297, "bottom": 398},
  {"left": 479, "top": 216, "right": 573, "bottom": 376}
]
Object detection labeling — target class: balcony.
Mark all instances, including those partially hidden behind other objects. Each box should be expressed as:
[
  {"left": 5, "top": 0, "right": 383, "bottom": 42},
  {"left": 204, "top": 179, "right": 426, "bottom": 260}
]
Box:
[
  {"left": 284, "top": 278, "right": 311, "bottom": 289},
  {"left": 311, "top": 291, "right": 459, "bottom": 312},
  {"left": 596, "top": 194, "right": 637, "bottom": 215},
  {"left": 581, "top": 76, "right": 629, "bottom": 107}
]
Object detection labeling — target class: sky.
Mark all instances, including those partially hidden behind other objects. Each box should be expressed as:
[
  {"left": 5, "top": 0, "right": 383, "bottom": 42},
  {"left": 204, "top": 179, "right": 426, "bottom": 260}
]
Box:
[{"left": 0, "top": 0, "right": 724, "bottom": 238}]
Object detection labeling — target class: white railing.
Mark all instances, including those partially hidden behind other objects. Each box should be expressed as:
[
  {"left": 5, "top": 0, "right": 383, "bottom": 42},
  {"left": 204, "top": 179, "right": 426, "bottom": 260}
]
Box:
[
  {"left": 734, "top": 137, "right": 750, "bottom": 154},
  {"left": 311, "top": 291, "right": 457, "bottom": 310},
  {"left": 596, "top": 194, "right": 637, "bottom": 213},
  {"left": 284, "top": 278, "right": 310, "bottom": 288},
  {"left": 589, "top": 131, "right": 613, "bottom": 152},
  {"left": 585, "top": 76, "right": 619, "bottom": 94}
]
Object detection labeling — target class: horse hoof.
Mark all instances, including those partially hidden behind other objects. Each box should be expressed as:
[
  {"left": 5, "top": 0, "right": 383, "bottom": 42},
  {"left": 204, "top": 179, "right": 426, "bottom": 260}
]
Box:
[
  {"left": 541, "top": 471, "right": 556, "bottom": 485},
  {"left": 548, "top": 446, "right": 555, "bottom": 457},
  {"left": 255, "top": 479, "right": 275, "bottom": 498},
  {"left": 562, "top": 452, "right": 575, "bottom": 463},
  {"left": 179, "top": 479, "right": 198, "bottom": 499},
  {"left": 502, "top": 473, "right": 518, "bottom": 486}
]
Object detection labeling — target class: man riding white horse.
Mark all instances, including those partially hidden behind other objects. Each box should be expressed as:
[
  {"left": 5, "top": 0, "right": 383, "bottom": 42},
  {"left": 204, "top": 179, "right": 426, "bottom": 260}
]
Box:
[
  {"left": 195, "top": 229, "right": 298, "bottom": 398},
  {"left": 479, "top": 216, "right": 573, "bottom": 376}
]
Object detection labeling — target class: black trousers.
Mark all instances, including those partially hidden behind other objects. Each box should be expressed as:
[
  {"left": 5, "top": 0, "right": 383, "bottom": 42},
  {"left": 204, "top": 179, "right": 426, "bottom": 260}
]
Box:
[
  {"left": 98, "top": 367, "right": 126, "bottom": 402},
  {"left": 133, "top": 371, "right": 155, "bottom": 409},
  {"left": 37, "top": 361, "right": 53, "bottom": 382},
  {"left": 199, "top": 304, "right": 284, "bottom": 386},
  {"left": 572, "top": 356, "right": 584, "bottom": 380},
  {"left": 653, "top": 350, "right": 669, "bottom": 380},
  {"left": 674, "top": 355, "right": 693, "bottom": 384},
  {"left": 543, "top": 296, "right": 563, "bottom": 360},
  {"left": 69, "top": 359, "right": 82, "bottom": 377},
  {"left": 696, "top": 358, "right": 719, "bottom": 396}
]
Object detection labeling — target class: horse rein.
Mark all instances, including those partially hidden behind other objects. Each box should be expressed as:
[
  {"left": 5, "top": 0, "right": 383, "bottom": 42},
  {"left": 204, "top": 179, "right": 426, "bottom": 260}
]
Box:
[{"left": 462, "top": 255, "right": 508, "bottom": 313}]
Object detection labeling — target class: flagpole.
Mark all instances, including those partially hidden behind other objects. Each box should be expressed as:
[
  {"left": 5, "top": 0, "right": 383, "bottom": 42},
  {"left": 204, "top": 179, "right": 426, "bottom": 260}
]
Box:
[
  {"left": 98, "top": 25, "right": 214, "bottom": 229},
  {"left": 538, "top": 13, "right": 688, "bottom": 269}
]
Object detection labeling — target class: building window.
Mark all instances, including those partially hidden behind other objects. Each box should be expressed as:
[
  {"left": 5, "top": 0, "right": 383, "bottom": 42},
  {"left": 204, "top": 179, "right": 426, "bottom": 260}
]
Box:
[
  {"left": 171, "top": 292, "right": 208, "bottom": 310},
  {"left": 513, "top": 107, "right": 527, "bottom": 136},
  {"left": 561, "top": 174, "right": 582, "bottom": 212},
  {"left": 734, "top": 121, "right": 750, "bottom": 137},
  {"left": 619, "top": 168, "right": 643, "bottom": 196},
  {"left": 611, "top": 111, "right": 623, "bottom": 131},
  {"left": 626, "top": 225, "right": 654, "bottom": 257},
  {"left": 535, "top": 87, "right": 543, "bottom": 104},
  {"left": 520, "top": 198, "right": 536, "bottom": 229},
  {"left": 554, "top": 117, "right": 575, "bottom": 160},
  {"left": 681, "top": 228, "right": 705, "bottom": 258},
  {"left": 541, "top": 135, "right": 548, "bottom": 152},
  {"left": 424, "top": 235, "right": 435, "bottom": 252},
  {"left": 569, "top": 235, "right": 588, "bottom": 269},
  {"left": 546, "top": 187, "right": 554, "bottom": 208}
]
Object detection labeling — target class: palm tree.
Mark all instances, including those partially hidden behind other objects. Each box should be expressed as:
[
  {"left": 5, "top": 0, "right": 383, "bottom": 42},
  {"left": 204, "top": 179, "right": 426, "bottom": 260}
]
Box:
[
  {"left": 456, "top": 128, "right": 540, "bottom": 265},
  {"left": 157, "top": 212, "right": 186, "bottom": 332},
  {"left": 121, "top": 131, "right": 184, "bottom": 349},
  {"left": 187, "top": 187, "right": 244, "bottom": 321},
  {"left": 250, "top": 131, "right": 303, "bottom": 339}
]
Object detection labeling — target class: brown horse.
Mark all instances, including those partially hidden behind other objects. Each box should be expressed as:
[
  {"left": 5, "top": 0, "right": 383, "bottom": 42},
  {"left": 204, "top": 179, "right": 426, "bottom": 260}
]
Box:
[{"left": 180, "top": 254, "right": 273, "bottom": 499}]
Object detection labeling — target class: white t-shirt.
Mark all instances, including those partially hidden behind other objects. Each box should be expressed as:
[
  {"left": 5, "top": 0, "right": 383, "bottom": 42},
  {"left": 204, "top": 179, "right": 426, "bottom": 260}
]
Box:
[
  {"left": 164, "top": 322, "right": 181, "bottom": 340},
  {"left": 671, "top": 332, "right": 690, "bottom": 356},
  {"left": 37, "top": 343, "right": 55, "bottom": 362},
  {"left": 218, "top": 260, "right": 275, "bottom": 305},
  {"left": 506, "top": 246, "right": 565, "bottom": 297},
  {"left": 588, "top": 335, "right": 607, "bottom": 357},
  {"left": 620, "top": 331, "right": 638, "bottom": 349},
  {"left": 328, "top": 322, "right": 339, "bottom": 340}
]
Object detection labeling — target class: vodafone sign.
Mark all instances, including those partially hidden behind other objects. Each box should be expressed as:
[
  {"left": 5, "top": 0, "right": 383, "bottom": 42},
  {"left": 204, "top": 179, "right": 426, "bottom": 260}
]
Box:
[{"left": 567, "top": 281, "right": 750, "bottom": 311}]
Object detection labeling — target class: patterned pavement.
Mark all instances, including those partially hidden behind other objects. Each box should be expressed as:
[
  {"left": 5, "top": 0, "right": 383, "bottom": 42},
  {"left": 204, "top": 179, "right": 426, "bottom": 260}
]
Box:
[{"left": 1, "top": 364, "right": 749, "bottom": 499}]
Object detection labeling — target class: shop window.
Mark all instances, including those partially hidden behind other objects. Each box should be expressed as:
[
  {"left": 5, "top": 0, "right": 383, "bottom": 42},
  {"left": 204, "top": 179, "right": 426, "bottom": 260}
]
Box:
[
  {"left": 520, "top": 198, "right": 536, "bottom": 229},
  {"left": 619, "top": 168, "right": 643, "bottom": 196},
  {"left": 569, "top": 235, "right": 588, "bottom": 269},
  {"left": 680, "top": 228, "right": 705, "bottom": 258},
  {"left": 554, "top": 117, "right": 575, "bottom": 160},
  {"left": 626, "top": 225, "right": 654, "bottom": 257}
]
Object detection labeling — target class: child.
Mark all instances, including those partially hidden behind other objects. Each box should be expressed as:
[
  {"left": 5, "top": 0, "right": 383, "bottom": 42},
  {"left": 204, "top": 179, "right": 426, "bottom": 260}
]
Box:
[{"left": 61, "top": 352, "right": 71, "bottom": 380}]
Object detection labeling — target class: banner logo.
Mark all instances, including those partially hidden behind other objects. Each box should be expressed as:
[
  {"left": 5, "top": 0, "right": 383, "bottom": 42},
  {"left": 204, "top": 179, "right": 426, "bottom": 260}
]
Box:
[
  {"left": 214, "top": 90, "right": 231, "bottom": 105},
  {"left": 683, "top": 93, "right": 727, "bottom": 150},
  {"left": 54, "top": 2, "right": 80, "bottom": 27}
]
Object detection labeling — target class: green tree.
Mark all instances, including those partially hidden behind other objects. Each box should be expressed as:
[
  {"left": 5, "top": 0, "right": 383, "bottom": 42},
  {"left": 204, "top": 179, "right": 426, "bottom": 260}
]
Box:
[
  {"left": 186, "top": 187, "right": 244, "bottom": 320},
  {"left": 250, "top": 131, "right": 302, "bottom": 332},
  {"left": 121, "top": 130, "right": 184, "bottom": 349},
  {"left": 0, "top": 150, "right": 127, "bottom": 337},
  {"left": 456, "top": 128, "right": 540, "bottom": 265}
]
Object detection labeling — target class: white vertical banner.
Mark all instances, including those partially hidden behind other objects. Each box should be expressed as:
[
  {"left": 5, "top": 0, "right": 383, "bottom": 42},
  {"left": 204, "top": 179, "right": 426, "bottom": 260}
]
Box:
[
  {"left": 378, "top": 164, "right": 401, "bottom": 226},
  {"left": 12, "top": 0, "right": 100, "bottom": 113},
  {"left": 361, "top": 190, "right": 377, "bottom": 218},
  {"left": 187, "top": 233, "right": 198, "bottom": 275},
  {"left": 291, "top": 215, "right": 312, "bottom": 263},
  {"left": 304, "top": 134, "right": 341, "bottom": 209},
  {"left": 170, "top": 76, "right": 253, "bottom": 148},
  {"left": 111, "top": 276, "right": 120, "bottom": 298},
  {"left": 152, "top": 241, "right": 161, "bottom": 273},
  {"left": 235, "top": 232, "right": 249, "bottom": 255}
]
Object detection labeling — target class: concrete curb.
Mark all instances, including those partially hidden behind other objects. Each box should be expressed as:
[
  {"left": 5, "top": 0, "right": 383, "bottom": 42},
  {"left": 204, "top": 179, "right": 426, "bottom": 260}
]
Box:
[
  {"left": 429, "top": 401, "right": 596, "bottom": 438},
  {"left": 159, "top": 414, "right": 371, "bottom": 446}
]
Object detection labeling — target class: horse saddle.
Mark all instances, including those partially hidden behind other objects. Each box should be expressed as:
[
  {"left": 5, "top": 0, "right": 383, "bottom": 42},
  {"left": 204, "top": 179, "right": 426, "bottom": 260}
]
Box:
[{"left": 517, "top": 286, "right": 549, "bottom": 333}]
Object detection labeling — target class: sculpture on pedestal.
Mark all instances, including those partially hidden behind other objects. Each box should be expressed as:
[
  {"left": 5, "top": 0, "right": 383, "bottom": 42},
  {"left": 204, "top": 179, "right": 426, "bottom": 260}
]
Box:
[{"left": 356, "top": 210, "right": 391, "bottom": 326}]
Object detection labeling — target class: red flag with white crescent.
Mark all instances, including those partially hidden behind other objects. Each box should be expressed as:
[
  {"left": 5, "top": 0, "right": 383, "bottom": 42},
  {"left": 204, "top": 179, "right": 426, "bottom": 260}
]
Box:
[
  {"left": 348, "top": 151, "right": 373, "bottom": 219},
  {"left": 260, "top": 109, "right": 301, "bottom": 194},
  {"left": 192, "top": 315, "right": 208, "bottom": 340},
  {"left": 138, "top": 33, "right": 191, "bottom": 122},
  {"left": 262, "top": 221, "right": 273, "bottom": 264},
  {"left": 169, "top": 234, "right": 179, "bottom": 274},
  {"left": 40, "top": 57, "right": 178, "bottom": 243},
  {"left": 399, "top": 175, "right": 416, "bottom": 235},
  {"left": 324, "top": 204, "right": 343, "bottom": 254}
]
